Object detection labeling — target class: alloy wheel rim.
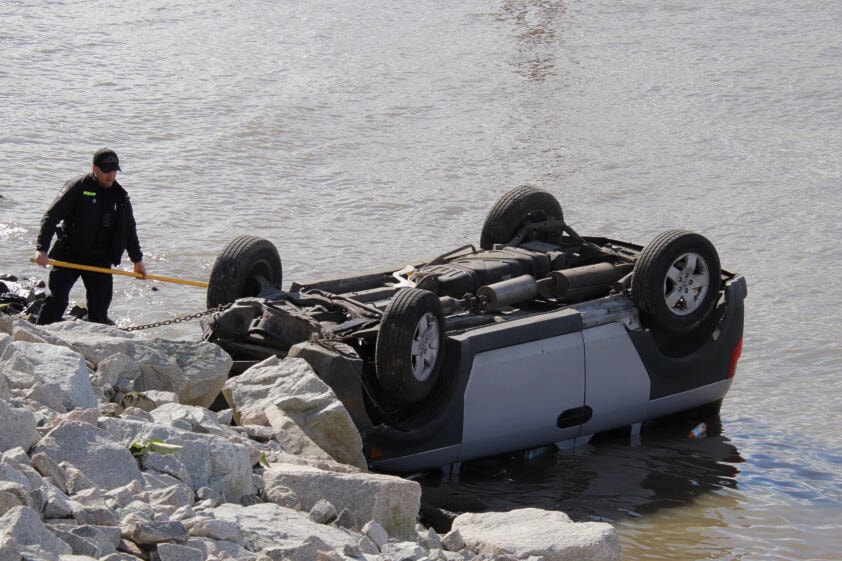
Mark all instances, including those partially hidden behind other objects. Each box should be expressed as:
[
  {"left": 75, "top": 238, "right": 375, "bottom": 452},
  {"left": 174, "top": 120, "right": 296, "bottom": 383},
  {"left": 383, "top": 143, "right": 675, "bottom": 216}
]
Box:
[
  {"left": 410, "top": 312, "right": 440, "bottom": 381},
  {"left": 663, "top": 251, "right": 710, "bottom": 315}
]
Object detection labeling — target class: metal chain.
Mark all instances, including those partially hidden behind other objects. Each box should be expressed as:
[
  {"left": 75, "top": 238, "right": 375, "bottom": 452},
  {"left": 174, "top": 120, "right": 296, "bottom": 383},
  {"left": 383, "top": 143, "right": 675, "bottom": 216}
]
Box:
[{"left": 121, "top": 303, "right": 232, "bottom": 332}]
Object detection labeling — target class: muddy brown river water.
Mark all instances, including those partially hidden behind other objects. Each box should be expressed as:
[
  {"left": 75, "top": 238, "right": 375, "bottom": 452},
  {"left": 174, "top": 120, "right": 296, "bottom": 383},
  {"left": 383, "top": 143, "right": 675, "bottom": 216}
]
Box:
[{"left": 2, "top": 1, "right": 841, "bottom": 559}]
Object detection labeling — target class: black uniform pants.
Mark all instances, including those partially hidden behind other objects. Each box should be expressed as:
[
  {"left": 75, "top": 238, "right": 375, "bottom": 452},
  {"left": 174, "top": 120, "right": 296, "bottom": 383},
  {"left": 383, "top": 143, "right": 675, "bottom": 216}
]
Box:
[{"left": 36, "top": 265, "right": 113, "bottom": 324}]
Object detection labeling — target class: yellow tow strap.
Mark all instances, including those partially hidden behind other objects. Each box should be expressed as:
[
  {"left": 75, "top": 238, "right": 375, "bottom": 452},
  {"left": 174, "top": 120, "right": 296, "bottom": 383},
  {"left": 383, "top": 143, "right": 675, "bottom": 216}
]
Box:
[{"left": 30, "top": 258, "right": 209, "bottom": 288}]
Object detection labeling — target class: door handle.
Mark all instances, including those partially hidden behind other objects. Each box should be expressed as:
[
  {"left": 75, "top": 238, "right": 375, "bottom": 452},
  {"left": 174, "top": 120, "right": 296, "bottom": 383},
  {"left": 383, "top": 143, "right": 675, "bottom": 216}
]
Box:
[{"left": 557, "top": 406, "right": 593, "bottom": 429}]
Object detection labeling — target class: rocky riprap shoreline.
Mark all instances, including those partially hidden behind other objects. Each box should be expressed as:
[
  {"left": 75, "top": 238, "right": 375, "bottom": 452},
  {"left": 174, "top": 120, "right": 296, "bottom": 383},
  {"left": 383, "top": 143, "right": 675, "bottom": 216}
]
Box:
[{"left": 0, "top": 315, "right": 621, "bottom": 561}]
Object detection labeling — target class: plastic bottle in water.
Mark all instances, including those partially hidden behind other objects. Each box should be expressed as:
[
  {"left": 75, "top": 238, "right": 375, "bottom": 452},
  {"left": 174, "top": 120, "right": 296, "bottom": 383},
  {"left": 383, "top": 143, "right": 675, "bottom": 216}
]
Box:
[{"left": 687, "top": 422, "right": 707, "bottom": 439}]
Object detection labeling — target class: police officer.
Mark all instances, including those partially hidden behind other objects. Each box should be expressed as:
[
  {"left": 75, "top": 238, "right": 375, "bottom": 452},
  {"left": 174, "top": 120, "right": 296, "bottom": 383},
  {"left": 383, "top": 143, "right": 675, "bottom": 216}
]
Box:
[{"left": 34, "top": 148, "right": 147, "bottom": 324}]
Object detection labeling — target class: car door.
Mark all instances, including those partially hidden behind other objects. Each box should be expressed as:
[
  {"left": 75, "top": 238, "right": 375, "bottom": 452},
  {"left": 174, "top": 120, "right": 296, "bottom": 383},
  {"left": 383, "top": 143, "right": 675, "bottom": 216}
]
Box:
[
  {"left": 579, "top": 321, "right": 651, "bottom": 437},
  {"left": 458, "top": 309, "right": 586, "bottom": 462}
]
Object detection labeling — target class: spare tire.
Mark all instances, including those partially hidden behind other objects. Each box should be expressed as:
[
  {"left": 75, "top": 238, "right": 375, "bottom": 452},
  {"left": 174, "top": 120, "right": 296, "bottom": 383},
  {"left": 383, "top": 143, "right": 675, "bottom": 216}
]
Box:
[
  {"left": 375, "top": 288, "right": 445, "bottom": 405},
  {"left": 207, "top": 235, "right": 283, "bottom": 308},
  {"left": 480, "top": 186, "right": 564, "bottom": 250},
  {"left": 631, "top": 230, "right": 720, "bottom": 334}
]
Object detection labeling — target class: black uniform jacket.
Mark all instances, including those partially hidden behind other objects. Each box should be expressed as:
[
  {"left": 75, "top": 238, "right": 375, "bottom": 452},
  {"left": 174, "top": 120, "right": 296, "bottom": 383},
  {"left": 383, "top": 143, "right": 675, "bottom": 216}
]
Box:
[{"left": 37, "top": 174, "right": 143, "bottom": 266}]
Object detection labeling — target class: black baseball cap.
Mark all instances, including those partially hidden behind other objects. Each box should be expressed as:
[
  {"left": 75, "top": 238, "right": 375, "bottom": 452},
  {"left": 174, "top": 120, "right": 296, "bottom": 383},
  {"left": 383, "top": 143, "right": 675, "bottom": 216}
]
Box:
[{"left": 93, "top": 148, "right": 121, "bottom": 172}]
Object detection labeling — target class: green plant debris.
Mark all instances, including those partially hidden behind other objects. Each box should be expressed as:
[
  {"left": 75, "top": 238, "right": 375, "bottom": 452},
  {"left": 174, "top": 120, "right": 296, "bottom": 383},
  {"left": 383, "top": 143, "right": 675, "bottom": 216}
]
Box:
[{"left": 129, "top": 437, "right": 183, "bottom": 457}]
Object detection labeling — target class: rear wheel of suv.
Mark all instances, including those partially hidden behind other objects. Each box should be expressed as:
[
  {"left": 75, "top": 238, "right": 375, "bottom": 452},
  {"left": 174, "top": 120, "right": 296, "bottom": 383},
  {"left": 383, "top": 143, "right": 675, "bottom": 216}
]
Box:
[
  {"left": 631, "top": 230, "right": 720, "bottom": 334},
  {"left": 480, "top": 186, "right": 564, "bottom": 250},
  {"left": 207, "top": 235, "right": 283, "bottom": 308},
  {"left": 376, "top": 288, "right": 445, "bottom": 404}
]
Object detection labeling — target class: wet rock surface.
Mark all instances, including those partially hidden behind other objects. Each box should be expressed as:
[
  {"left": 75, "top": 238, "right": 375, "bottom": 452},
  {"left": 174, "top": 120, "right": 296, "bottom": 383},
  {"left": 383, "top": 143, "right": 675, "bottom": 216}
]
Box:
[{"left": 0, "top": 274, "right": 46, "bottom": 319}]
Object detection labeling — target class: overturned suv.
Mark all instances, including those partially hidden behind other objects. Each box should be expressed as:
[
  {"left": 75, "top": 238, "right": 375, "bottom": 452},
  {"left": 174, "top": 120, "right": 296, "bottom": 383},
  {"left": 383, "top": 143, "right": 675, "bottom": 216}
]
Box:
[{"left": 201, "top": 187, "right": 746, "bottom": 473}]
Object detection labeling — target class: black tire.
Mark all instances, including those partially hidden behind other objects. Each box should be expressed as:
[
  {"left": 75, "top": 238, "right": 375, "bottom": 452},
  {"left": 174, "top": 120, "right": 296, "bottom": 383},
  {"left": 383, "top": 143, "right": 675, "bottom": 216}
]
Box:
[
  {"left": 479, "top": 186, "right": 564, "bottom": 250},
  {"left": 631, "top": 230, "right": 721, "bottom": 334},
  {"left": 375, "top": 288, "right": 445, "bottom": 404},
  {"left": 206, "top": 235, "right": 283, "bottom": 308}
]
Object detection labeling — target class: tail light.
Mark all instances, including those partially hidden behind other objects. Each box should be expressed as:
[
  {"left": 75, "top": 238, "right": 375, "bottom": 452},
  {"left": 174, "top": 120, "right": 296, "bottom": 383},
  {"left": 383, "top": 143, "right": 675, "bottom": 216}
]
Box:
[{"left": 727, "top": 338, "right": 743, "bottom": 378}]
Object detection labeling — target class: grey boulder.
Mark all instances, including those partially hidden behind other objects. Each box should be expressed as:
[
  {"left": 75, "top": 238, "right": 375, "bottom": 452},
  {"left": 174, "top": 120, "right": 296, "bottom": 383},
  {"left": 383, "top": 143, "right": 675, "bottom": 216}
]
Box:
[
  {"left": 31, "top": 420, "right": 143, "bottom": 491},
  {"left": 452, "top": 507, "right": 622, "bottom": 561},
  {"left": 0, "top": 400, "right": 37, "bottom": 454},
  {"left": 264, "top": 462, "right": 421, "bottom": 540},
  {"left": 1, "top": 340, "right": 97, "bottom": 410}
]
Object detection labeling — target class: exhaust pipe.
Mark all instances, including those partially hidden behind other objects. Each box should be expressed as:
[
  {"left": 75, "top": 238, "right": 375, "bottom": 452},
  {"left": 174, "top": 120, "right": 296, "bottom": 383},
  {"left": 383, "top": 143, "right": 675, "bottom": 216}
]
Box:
[
  {"left": 549, "top": 262, "right": 634, "bottom": 299},
  {"left": 478, "top": 275, "right": 538, "bottom": 310}
]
